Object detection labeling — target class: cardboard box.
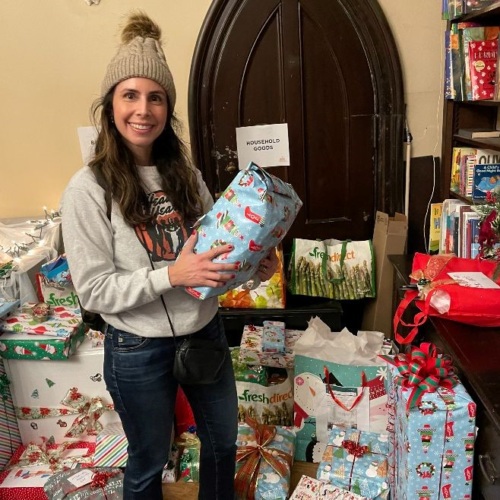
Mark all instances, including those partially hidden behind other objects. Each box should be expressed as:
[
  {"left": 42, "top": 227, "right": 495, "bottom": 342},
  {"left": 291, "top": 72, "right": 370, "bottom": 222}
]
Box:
[{"left": 361, "top": 211, "right": 408, "bottom": 337}]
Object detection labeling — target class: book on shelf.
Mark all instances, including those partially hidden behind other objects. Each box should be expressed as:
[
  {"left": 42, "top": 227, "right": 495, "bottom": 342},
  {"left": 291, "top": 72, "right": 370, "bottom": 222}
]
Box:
[
  {"left": 464, "top": 0, "right": 500, "bottom": 15},
  {"left": 429, "top": 202, "right": 443, "bottom": 255},
  {"left": 468, "top": 39, "right": 498, "bottom": 100},
  {"left": 463, "top": 211, "right": 481, "bottom": 258},
  {"left": 472, "top": 163, "right": 500, "bottom": 200},
  {"left": 458, "top": 204, "right": 474, "bottom": 257},
  {"left": 461, "top": 26, "right": 486, "bottom": 101},
  {"left": 457, "top": 128, "right": 500, "bottom": 138},
  {"left": 440, "top": 199, "right": 467, "bottom": 254}
]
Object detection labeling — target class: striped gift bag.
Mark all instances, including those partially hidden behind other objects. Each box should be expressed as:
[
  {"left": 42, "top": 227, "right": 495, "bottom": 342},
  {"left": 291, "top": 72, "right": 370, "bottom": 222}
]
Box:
[{"left": 0, "top": 358, "right": 21, "bottom": 468}]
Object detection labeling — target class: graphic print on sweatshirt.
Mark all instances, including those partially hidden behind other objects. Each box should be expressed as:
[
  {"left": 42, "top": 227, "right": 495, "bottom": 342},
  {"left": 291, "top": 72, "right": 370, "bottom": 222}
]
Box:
[{"left": 134, "top": 190, "right": 190, "bottom": 262}]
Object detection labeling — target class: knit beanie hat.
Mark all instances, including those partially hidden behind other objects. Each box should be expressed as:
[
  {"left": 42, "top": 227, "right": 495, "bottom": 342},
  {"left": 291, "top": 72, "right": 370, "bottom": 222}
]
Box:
[{"left": 101, "top": 11, "right": 176, "bottom": 110}]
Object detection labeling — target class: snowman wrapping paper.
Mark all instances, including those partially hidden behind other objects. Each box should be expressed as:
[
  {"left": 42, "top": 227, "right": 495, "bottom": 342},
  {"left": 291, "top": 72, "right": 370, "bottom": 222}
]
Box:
[
  {"left": 386, "top": 362, "right": 476, "bottom": 500},
  {"left": 316, "top": 427, "right": 390, "bottom": 499},
  {"left": 185, "top": 162, "right": 302, "bottom": 300}
]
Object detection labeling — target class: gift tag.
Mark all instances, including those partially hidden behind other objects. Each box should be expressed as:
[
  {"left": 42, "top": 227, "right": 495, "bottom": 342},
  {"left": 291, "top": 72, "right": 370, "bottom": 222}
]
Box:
[{"left": 66, "top": 468, "right": 94, "bottom": 487}]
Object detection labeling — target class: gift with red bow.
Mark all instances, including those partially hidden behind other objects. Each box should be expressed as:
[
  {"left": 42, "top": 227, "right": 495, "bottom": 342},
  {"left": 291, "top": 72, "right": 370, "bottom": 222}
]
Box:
[
  {"left": 383, "top": 343, "right": 476, "bottom": 499},
  {"left": 316, "top": 426, "right": 390, "bottom": 499},
  {"left": 43, "top": 467, "right": 123, "bottom": 499},
  {"left": 235, "top": 417, "right": 295, "bottom": 500}
]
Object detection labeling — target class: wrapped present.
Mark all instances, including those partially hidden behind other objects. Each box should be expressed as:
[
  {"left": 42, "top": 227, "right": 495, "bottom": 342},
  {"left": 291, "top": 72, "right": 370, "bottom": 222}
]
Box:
[
  {"left": 0, "top": 324, "right": 85, "bottom": 360},
  {"left": 4, "top": 338, "right": 119, "bottom": 444},
  {"left": 43, "top": 467, "right": 123, "bottom": 499},
  {"left": 384, "top": 343, "right": 476, "bottom": 500},
  {"left": 316, "top": 427, "right": 390, "bottom": 499},
  {"left": 262, "top": 320, "right": 286, "bottom": 353},
  {"left": 162, "top": 443, "right": 181, "bottom": 483},
  {"left": 230, "top": 347, "right": 268, "bottom": 385},
  {"left": 186, "top": 162, "right": 302, "bottom": 300},
  {"left": 239, "top": 324, "right": 305, "bottom": 369},
  {"left": 0, "top": 441, "right": 95, "bottom": 499},
  {"left": 235, "top": 418, "right": 295, "bottom": 500},
  {"left": 175, "top": 430, "right": 201, "bottom": 482},
  {"left": 93, "top": 422, "right": 128, "bottom": 467},
  {"left": 289, "top": 474, "right": 368, "bottom": 500},
  {"left": 218, "top": 246, "right": 286, "bottom": 309},
  {"left": 0, "top": 359, "right": 22, "bottom": 469},
  {"left": 0, "top": 302, "right": 83, "bottom": 337}
]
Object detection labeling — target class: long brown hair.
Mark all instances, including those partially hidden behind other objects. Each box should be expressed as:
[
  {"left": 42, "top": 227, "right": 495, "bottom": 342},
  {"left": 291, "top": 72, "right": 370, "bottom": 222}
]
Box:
[{"left": 88, "top": 91, "right": 203, "bottom": 227}]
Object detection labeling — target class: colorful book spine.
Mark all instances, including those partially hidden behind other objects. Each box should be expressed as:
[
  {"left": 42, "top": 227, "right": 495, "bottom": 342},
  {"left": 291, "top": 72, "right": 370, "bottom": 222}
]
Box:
[
  {"left": 469, "top": 39, "right": 498, "bottom": 100},
  {"left": 429, "top": 203, "right": 443, "bottom": 255}
]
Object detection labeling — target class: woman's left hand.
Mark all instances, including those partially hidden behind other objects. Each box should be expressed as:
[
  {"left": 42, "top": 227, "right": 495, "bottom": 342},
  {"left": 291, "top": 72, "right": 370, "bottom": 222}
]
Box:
[{"left": 256, "top": 248, "right": 279, "bottom": 282}]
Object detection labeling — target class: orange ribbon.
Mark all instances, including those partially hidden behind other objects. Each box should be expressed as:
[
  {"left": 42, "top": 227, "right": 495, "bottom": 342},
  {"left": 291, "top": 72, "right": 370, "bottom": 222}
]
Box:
[{"left": 234, "top": 418, "right": 292, "bottom": 500}]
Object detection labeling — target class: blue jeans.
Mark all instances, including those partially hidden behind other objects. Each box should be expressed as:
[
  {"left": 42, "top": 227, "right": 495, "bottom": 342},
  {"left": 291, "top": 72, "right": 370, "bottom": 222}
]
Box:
[{"left": 104, "top": 314, "right": 238, "bottom": 500}]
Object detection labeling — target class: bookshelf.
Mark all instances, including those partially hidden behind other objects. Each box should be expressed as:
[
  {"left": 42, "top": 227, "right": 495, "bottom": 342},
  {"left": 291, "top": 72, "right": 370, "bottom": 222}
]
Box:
[{"left": 441, "top": 1, "right": 500, "bottom": 203}]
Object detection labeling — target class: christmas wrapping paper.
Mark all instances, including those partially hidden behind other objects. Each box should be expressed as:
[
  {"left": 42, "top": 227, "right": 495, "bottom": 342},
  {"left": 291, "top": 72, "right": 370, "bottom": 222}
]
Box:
[
  {"left": 186, "top": 162, "right": 302, "bottom": 300},
  {"left": 43, "top": 467, "right": 123, "bottom": 499},
  {"left": 93, "top": 422, "right": 128, "bottom": 468},
  {"left": 262, "top": 320, "right": 286, "bottom": 353},
  {"left": 289, "top": 474, "right": 368, "bottom": 500},
  {"left": 0, "top": 325, "right": 85, "bottom": 360},
  {"left": 239, "top": 324, "right": 305, "bottom": 369},
  {"left": 0, "top": 441, "right": 94, "bottom": 499},
  {"left": 175, "top": 431, "right": 201, "bottom": 482},
  {"left": 0, "top": 358, "right": 22, "bottom": 469},
  {"left": 230, "top": 347, "right": 268, "bottom": 385},
  {"left": 4, "top": 338, "right": 119, "bottom": 444},
  {"left": 0, "top": 303, "right": 83, "bottom": 337},
  {"left": 385, "top": 345, "right": 476, "bottom": 500},
  {"left": 235, "top": 419, "right": 295, "bottom": 500},
  {"left": 316, "top": 427, "right": 390, "bottom": 499}
]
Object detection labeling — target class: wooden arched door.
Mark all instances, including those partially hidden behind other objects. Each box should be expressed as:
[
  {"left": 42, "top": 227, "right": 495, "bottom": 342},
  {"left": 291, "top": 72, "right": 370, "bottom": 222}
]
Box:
[{"left": 189, "top": 0, "right": 404, "bottom": 247}]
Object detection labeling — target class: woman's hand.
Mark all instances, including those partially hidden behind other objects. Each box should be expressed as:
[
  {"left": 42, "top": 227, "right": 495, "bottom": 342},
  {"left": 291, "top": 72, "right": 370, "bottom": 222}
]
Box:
[
  {"left": 168, "top": 232, "right": 237, "bottom": 288},
  {"left": 256, "top": 248, "right": 279, "bottom": 282}
]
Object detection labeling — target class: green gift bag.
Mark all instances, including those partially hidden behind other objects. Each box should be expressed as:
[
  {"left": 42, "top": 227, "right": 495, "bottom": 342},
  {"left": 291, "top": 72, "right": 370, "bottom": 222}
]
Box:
[{"left": 288, "top": 238, "right": 375, "bottom": 300}]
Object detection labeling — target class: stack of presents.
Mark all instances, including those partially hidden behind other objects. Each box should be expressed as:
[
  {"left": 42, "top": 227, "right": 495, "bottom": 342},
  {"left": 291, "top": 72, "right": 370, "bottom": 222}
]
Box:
[{"left": 0, "top": 164, "right": 478, "bottom": 498}]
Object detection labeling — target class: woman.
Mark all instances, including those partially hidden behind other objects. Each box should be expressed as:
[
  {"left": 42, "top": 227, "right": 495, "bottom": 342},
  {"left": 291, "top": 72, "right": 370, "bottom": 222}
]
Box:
[{"left": 62, "top": 11, "right": 277, "bottom": 499}]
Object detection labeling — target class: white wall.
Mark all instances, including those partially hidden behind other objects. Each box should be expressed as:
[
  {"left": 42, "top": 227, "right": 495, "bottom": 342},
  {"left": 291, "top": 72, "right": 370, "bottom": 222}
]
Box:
[{"left": 0, "top": 0, "right": 445, "bottom": 218}]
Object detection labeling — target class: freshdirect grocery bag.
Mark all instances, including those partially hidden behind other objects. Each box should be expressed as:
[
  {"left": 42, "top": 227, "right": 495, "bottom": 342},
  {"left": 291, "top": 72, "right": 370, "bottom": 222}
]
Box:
[
  {"left": 293, "top": 317, "right": 391, "bottom": 461},
  {"left": 186, "top": 163, "right": 302, "bottom": 300},
  {"left": 288, "top": 238, "right": 375, "bottom": 299}
]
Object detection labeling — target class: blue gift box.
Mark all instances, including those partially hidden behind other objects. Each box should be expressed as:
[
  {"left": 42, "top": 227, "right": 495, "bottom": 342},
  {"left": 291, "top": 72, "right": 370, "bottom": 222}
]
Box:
[
  {"left": 262, "top": 320, "right": 286, "bottom": 353},
  {"left": 387, "top": 364, "right": 476, "bottom": 500},
  {"left": 316, "top": 427, "right": 390, "bottom": 499}
]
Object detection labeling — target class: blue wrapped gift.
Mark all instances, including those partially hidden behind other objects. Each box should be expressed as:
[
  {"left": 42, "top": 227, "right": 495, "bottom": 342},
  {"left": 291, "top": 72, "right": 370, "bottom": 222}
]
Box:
[
  {"left": 262, "top": 320, "right": 285, "bottom": 353},
  {"left": 186, "top": 163, "right": 302, "bottom": 300},
  {"left": 316, "top": 427, "right": 390, "bottom": 499}
]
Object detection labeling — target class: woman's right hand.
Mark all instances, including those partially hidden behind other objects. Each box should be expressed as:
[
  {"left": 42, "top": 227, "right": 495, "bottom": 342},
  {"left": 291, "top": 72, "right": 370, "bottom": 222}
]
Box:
[{"left": 168, "top": 231, "right": 237, "bottom": 288}]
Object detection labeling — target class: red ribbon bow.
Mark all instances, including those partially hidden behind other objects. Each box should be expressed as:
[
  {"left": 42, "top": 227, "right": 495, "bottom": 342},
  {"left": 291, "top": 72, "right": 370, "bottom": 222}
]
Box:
[
  {"left": 234, "top": 418, "right": 292, "bottom": 500},
  {"left": 381, "top": 342, "right": 457, "bottom": 410},
  {"left": 91, "top": 470, "right": 118, "bottom": 489},
  {"left": 342, "top": 439, "right": 369, "bottom": 458}
]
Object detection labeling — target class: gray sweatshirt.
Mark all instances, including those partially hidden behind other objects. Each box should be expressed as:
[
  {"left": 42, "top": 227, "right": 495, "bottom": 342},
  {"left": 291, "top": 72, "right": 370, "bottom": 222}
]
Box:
[{"left": 61, "top": 165, "right": 218, "bottom": 337}]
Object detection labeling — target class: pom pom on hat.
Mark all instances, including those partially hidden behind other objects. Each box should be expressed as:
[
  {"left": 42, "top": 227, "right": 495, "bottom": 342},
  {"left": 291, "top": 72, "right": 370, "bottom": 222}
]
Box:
[{"left": 101, "top": 11, "right": 176, "bottom": 110}]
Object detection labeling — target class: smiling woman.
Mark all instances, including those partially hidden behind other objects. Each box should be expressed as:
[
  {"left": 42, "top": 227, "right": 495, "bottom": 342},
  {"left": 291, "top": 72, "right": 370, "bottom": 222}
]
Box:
[{"left": 111, "top": 79, "right": 169, "bottom": 166}]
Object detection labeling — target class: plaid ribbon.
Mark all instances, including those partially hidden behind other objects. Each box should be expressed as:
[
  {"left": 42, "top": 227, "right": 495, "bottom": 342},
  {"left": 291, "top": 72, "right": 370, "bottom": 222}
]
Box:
[
  {"left": 380, "top": 342, "right": 457, "bottom": 410},
  {"left": 235, "top": 417, "right": 292, "bottom": 500},
  {"left": 16, "top": 387, "right": 113, "bottom": 437}
]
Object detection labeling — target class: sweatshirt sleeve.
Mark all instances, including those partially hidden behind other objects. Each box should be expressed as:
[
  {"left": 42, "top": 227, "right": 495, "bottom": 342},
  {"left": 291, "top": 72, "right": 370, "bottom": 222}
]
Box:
[{"left": 61, "top": 169, "right": 173, "bottom": 315}]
